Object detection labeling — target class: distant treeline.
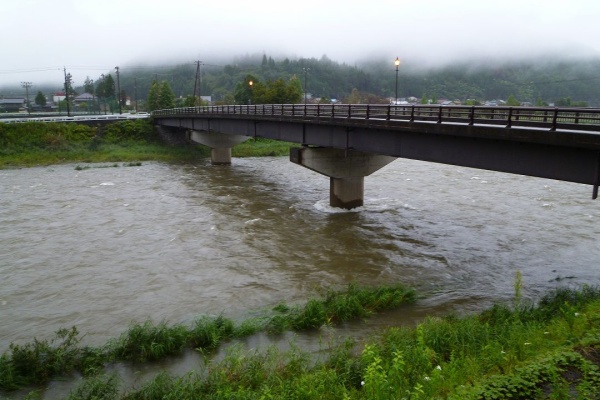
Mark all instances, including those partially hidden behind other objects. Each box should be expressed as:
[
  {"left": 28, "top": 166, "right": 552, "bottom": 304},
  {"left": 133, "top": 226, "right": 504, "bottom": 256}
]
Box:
[
  {"left": 98, "top": 54, "right": 600, "bottom": 107},
  {"left": 6, "top": 54, "right": 600, "bottom": 107}
]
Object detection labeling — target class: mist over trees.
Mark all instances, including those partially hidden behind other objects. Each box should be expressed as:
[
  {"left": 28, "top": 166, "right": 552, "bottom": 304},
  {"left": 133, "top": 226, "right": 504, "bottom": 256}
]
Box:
[
  {"left": 120, "top": 54, "right": 598, "bottom": 107},
  {"left": 6, "top": 54, "right": 599, "bottom": 110}
]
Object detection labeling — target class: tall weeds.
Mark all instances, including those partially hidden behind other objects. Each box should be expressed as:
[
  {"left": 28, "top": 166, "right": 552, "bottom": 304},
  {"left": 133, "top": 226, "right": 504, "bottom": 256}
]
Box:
[
  {"left": 0, "top": 283, "right": 415, "bottom": 393},
  {"left": 5, "top": 280, "right": 600, "bottom": 399}
]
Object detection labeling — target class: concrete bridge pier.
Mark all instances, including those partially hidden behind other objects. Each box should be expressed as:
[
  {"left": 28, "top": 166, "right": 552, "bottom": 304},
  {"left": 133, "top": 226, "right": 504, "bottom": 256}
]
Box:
[
  {"left": 189, "top": 130, "right": 250, "bottom": 165},
  {"left": 290, "top": 147, "right": 396, "bottom": 209}
]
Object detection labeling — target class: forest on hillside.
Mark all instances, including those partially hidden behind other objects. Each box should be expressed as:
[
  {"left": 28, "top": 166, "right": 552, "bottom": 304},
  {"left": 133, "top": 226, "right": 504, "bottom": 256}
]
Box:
[
  {"left": 116, "top": 54, "right": 600, "bottom": 107},
  {"left": 5, "top": 54, "right": 600, "bottom": 109}
]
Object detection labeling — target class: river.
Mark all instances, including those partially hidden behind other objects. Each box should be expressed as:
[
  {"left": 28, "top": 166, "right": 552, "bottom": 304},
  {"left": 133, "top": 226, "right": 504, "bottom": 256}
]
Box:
[{"left": 1, "top": 156, "right": 598, "bottom": 398}]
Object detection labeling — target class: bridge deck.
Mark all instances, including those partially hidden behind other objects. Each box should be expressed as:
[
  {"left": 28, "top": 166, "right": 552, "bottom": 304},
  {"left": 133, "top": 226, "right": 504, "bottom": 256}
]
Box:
[{"left": 153, "top": 104, "right": 600, "bottom": 199}]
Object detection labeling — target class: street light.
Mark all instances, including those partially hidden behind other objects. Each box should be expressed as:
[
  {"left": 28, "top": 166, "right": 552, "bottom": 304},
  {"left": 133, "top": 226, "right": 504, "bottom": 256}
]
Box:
[
  {"left": 302, "top": 67, "right": 310, "bottom": 104},
  {"left": 248, "top": 80, "right": 253, "bottom": 105},
  {"left": 394, "top": 57, "right": 401, "bottom": 105}
]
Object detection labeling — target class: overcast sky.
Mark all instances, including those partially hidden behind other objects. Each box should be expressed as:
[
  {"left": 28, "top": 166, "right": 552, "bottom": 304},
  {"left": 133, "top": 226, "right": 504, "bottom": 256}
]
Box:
[{"left": 1, "top": 0, "right": 598, "bottom": 90}]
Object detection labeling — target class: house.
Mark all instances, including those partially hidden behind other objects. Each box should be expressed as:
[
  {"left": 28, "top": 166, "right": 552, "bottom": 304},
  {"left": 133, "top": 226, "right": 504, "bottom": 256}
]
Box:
[
  {"left": 53, "top": 92, "right": 66, "bottom": 103},
  {"left": 0, "top": 98, "right": 26, "bottom": 112},
  {"left": 73, "top": 93, "right": 97, "bottom": 104}
]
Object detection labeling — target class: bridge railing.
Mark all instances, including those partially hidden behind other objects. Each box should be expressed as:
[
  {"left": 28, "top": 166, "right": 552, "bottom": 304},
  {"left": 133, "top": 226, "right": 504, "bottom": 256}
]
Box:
[
  {"left": 152, "top": 104, "right": 600, "bottom": 132},
  {"left": 0, "top": 113, "right": 148, "bottom": 124}
]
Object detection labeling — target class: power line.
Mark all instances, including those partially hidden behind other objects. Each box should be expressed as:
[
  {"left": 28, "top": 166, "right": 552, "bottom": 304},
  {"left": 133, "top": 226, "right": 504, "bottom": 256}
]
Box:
[{"left": 0, "top": 67, "right": 62, "bottom": 74}]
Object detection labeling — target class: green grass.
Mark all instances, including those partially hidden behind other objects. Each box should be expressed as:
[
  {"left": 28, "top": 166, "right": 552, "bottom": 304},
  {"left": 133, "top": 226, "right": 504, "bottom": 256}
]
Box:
[
  {"left": 0, "top": 122, "right": 296, "bottom": 168},
  {"left": 0, "top": 283, "right": 416, "bottom": 394},
  {"left": 232, "top": 137, "right": 298, "bottom": 157},
  {"left": 6, "top": 282, "right": 600, "bottom": 399},
  {"left": 107, "top": 321, "right": 190, "bottom": 363},
  {"left": 93, "top": 285, "right": 600, "bottom": 399},
  {"left": 266, "top": 283, "right": 417, "bottom": 333},
  {"left": 8, "top": 282, "right": 600, "bottom": 399}
]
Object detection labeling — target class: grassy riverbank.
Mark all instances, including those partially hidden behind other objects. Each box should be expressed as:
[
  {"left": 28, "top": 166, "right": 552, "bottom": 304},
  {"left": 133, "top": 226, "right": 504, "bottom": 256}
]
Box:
[
  {"left": 0, "top": 284, "right": 416, "bottom": 395},
  {"left": 0, "top": 120, "right": 294, "bottom": 169},
  {"left": 1, "top": 282, "right": 600, "bottom": 399}
]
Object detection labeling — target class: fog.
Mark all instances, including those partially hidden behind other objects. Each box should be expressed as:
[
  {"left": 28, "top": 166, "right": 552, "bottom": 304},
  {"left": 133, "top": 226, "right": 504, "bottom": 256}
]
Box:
[{"left": 1, "top": 0, "right": 598, "bottom": 90}]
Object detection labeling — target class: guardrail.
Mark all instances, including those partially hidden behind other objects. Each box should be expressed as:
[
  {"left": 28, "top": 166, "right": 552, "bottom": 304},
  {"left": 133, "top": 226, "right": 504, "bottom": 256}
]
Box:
[
  {"left": 152, "top": 104, "right": 600, "bottom": 132},
  {"left": 0, "top": 113, "right": 149, "bottom": 124}
]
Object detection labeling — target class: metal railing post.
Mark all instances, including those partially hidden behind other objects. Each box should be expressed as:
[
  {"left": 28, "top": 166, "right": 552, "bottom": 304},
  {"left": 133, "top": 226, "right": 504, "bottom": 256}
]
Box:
[{"left": 550, "top": 108, "right": 558, "bottom": 131}]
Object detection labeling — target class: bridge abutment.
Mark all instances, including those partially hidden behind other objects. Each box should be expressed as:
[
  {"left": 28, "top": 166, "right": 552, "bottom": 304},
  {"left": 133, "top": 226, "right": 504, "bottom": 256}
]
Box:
[
  {"left": 290, "top": 147, "right": 396, "bottom": 209},
  {"left": 189, "top": 130, "right": 250, "bottom": 165}
]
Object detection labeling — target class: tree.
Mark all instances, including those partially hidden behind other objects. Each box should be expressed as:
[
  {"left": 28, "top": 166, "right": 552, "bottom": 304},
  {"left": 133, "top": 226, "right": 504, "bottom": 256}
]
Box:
[
  {"left": 64, "top": 72, "right": 74, "bottom": 115},
  {"left": 181, "top": 95, "right": 197, "bottom": 107},
  {"left": 34, "top": 91, "right": 46, "bottom": 107},
  {"left": 287, "top": 75, "right": 303, "bottom": 103},
  {"left": 83, "top": 77, "right": 95, "bottom": 94},
  {"left": 234, "top": 75, "right": 259, "bottom": 105},
  {"left": 146, "top": 80, "right": 160, "bottom": 111},
  {"left": 158, "top": 81, "right": 175, "bottom": 109},
  {"left": 345, "top": 88, "right": 362, "bottom": 104},
  {"left": 555, "top": 97, "right": 572, "bottom": 107},
  {"left": 96, "top": 74, "right": 115, "bottom": 99},
  {"left": 506, "top": 95, "right": 520, "bottom": 106}
]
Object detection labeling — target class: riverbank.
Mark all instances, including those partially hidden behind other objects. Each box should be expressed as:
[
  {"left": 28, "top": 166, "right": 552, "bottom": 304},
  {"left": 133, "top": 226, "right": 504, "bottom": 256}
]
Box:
[
  {"left": 1, "top": 283, "right": 599, "bottom": 399},
  {"left": 0, "top": 120, "right": 294, "bottom": 169}
]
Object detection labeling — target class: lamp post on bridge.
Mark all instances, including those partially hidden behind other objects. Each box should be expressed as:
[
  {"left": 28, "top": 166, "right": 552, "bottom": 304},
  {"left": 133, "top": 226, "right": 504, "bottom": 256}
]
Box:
[
  {"left": 248, "top": 80, "right": 253, "bottom": 105},
  {"left": 394, "top": 57, "right": 400, "bottom": 105},
  {"left": 302, "top": 67, "right": 310, "bottom": 104}
]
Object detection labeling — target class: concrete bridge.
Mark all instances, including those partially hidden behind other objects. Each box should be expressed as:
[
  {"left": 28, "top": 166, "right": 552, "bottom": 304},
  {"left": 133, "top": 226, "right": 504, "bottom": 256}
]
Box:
[{"left": 154, "top": 104, "right": 600, "bottom": 209}]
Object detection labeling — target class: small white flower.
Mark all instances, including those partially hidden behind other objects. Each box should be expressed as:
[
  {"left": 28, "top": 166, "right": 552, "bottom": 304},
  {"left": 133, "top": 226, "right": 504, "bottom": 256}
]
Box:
[
  {"left": 424, "top": 376, "right": 431, "bottom": 381},
  {"left": 436, "top": 365, "right": 442, "bottom": 371},
  {"left": 361, "top": 381, "right": 365, "bottom": 386},
  {"left": 574, "top": 312, "right": 580, "bottom": 316}
]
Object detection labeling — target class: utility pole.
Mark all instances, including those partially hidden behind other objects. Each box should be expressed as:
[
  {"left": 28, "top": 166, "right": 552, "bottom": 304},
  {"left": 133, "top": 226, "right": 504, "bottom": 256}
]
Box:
[
  {"left": 115, "top": 66, "right": 122, "bottom": 114},
  {"left": 193, "top": 60, "right": 202, "bottom": 105},
  {"left": 134, "top": 77, "right": 138, "bottom": 113},
  {"left": 63, "top": 67, "right": 71, "bottom": 117},
  {"left": 21, "top": 81, "right": 31, "bottom": 115},
  {"left": 100, "top": 74, "right": 107, "bottom": 115}
]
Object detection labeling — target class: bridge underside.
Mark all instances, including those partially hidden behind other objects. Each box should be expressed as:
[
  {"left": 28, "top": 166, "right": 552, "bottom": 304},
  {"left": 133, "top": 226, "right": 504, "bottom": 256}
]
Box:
[
  {"left": 290, "top": 147, "right": 396, "bottom": 208},
  {"left": 154, "top": 115, "right": 600, "bottom": 202},
  {"left": 188, "top": 130, "right": 250, "bottom": 164}
]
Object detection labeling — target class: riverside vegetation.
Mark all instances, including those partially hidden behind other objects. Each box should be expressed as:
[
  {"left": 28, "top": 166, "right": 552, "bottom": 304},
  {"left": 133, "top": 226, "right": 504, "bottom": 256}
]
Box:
[
  {"left": 0, "top": 119, "right": 294, "bottom": 169},
  {"left": 1, "top": 122, "right": 600, "bottom": 398},
  {"left": 0, "top": 279, "right": 599, "bottom": 399}
]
